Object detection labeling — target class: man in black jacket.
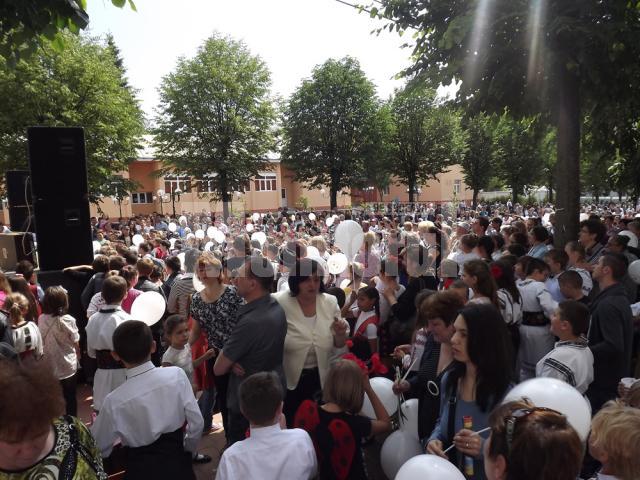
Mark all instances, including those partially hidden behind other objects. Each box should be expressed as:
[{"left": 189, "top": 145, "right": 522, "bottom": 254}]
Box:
[{"left": 587, "top": 253, "right": 633, "bottom": 412}]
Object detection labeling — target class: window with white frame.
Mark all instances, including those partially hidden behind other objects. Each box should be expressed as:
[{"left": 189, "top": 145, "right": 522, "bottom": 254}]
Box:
[
  {"left": 453, "top": 179, "right": 462, "bottom": 194},
  {"left": 132, "top": 192, "right": 153, "bottom": 204},
  {"left": 164, "top": 175, "right": 191, "bottom": 194},
  {"left": 254, "top": 173, "right": 277, "bottom": 191}
]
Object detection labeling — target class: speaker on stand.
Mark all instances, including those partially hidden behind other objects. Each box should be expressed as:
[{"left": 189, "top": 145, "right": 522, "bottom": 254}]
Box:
[{"left": 27, "top": 127, "right": 93, "bottom": 271}]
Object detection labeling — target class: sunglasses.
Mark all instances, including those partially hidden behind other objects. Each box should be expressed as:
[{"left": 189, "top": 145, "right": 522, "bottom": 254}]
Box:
[{"left": 504, "top": 407, "right": 561, "bottom": 454}]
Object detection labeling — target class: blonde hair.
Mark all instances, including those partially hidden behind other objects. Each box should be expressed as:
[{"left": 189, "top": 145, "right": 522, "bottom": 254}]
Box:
[
  {"left": 310, "top": 236, "right": 326, "bottom": 253},
  {"left": 590, "top": 401, "right": 640, "bottom": 480},
  {"left": 363, "top": 231, "right": 376, "bottom": 248},
  {"left": 4, "top": 292, "right": 30, "bottom": 326},
  {"left": 322, "top": 360, "right": 364, "bottom": 414}
]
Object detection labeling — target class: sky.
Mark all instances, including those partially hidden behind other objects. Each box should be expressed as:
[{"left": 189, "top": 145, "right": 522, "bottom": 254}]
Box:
[{"left": 85, "top": 0, "right": 422, "bottom": 120}]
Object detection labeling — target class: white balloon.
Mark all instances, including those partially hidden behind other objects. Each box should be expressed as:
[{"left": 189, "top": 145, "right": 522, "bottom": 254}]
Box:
[
  {"left": 130, "top": 291, "right": 166, "bottom": 326},
  {"left": 579, "top": 213, "right": 589, "bottom": 222},
  {"left": 361, "top": 377, "right": 397, "bottom": 418},
  {"left": 169, "top": 238, "right": 177, "bottom": 249},
  {"left": 129, "top": 245, "right": 138, "bottom": 252},
  {"left": 399, "top": 398, "right": 420, "bottom": 440},
  {"left": 206, "top": 226, "right": 217, "bottom": 238},
  {"left": 186, "top": 233, "right": 195, "bottom": 241},
  {"left": 503, "top": 377, "right": 592, "bottom": 441},
  {"left": 192, "top": 274, "right": 205, "bottom": 293},
  {"left": 306, "top": 246, "right": 320, "bottom": 258},
  {"left": 246, "top": 223, "right": 254, "bottom": 233},
  {"left": 290, "top": 214, "right": 296, "bottom": 222},
  {"left": 204, "top": 241, "right": 214, "bottom": 251},
  {"left": 178, "top": 215, "right": 187, "bottom": 225},
  {"left": 628, "top": 259, "right": 640, "bottom": 284},
  {"left": 308, "top": 212, "right": 316, "bottom": 221},
  {"left": 327, "top": 253, "right": 349, "bottom": 275},
  {"left": 168, "top": 222, "right": 177, "bottom": 232},
  {"left": 380, "top": 430, "right": 423, "bottom": 480},
  {"left": 251, "top": 231, "right": 267, "bottom": 246},
  {"left": 177, "top": 252, "right": 186, "bottom": 270},
  {"left": 619, "top": 230, "right": 639, "bottom": 249},
  {"left": 334, "top": 220, "right": 364, "bottom": 260},
  {"left": 132, "top": 234, "right": 144, "bottom": 247},
  {"left": 396, "top": 455, "right": 465, "bottom": 480},
  {"left": 195, "top": 229, "right": 205, "bottom": 240},
  {"left": 213, "top": 230, "right": 226, "bottom": 244},
  {"left": 252, "top": 212, "right": 260, "bottom": 222},
  {"left": 92, "top": 241, "right": 101, "bottom": 253},
  {"left": 325, "top": 216, "right": 335, "bottom": 227}
]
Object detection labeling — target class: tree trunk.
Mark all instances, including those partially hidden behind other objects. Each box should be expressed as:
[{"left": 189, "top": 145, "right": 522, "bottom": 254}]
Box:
[
  {"left": 472, "top": 189, "right": 478, "bottom": 210},
  {"left": 221, "top": 176, "right": 230, "bottom": 219},
  {"left": 554, "top": 64, "right": 581, "bottom": 248},
  {"left": 512, "top": 184, "right": 518, "bottom": 205},
  {"left": 408, "top": 179, "right": 415, "bottom": 203},
  {"left": 330, "top": 187, "right": 338, "bottom": 210}
]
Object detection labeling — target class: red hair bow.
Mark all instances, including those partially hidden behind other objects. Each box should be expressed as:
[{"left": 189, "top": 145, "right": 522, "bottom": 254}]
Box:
[{"left": 490, "top": 265, "right": 503, "bottom": 280}]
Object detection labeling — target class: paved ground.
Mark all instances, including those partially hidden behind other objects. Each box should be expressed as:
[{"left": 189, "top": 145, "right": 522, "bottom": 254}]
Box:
[{"left": 78, "top": 384, "right": 389, "bottom": 480}]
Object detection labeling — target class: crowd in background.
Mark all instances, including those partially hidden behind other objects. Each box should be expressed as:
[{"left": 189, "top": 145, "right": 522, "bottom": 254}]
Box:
[{"left": 1, "top": 199, "right": 640, "bottom": 480}]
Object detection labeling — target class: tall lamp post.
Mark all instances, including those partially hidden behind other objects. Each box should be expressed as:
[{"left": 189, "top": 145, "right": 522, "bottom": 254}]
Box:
[
  {"left": 171, "top": 188, "right": 182, "bottom": 217},
  {"left": 155, "top": 189, "right": 171, "bottom": 215}
]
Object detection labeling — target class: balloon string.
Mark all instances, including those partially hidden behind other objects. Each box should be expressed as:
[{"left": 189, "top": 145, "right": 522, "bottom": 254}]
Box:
[{"left": 442, "top": 427, "right": 491, "bottom": 454}]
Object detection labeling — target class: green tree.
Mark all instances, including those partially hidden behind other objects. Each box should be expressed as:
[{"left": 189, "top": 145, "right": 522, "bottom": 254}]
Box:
[
  {"left": 363, "top": 1, "right": 640, "bottom": 245},
  {"left": 540, "top": 128, "right": 557, "bottom": 203},
  {"left": 460, "top": 113, "right": 495, "bottom": 209},
  {"left": 389, "top": 83, "right": 465, "bottom": 203},
  {"left": 0, "top": 32, "right": 145, "bottom": 201},
  {"left": 152, "top": 34, "right": 277, "bottom": 219},
  {"left": 493, "top": 113, "right": 542, "bottom": 204},
  {"left": 0, "top": 0, "right": 135, "bottom": 65},
  {"left": 281, "top": 57, "right": 384, "bottom": 210}
]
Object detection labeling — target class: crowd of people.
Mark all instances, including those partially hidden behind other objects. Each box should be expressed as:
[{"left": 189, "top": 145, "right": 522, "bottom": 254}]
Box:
[{"left": 1, "top": 199, "right": 640, "bottom": 480}]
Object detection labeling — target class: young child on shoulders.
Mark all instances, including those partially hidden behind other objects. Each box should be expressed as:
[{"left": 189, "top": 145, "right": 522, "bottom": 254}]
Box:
[
  {"left": 162, "top": 314, "right": 215, "bottom": 389},
  {"left": 295, "top": 359, "right": 391, "bottom": 480},
  {"left": 91, "top": 320, "right": 204, "bottom": 478},
  {"left": 342, "top": 286, "right": 380, "bottom": 361},
  {"left": 216, "top": 372, "right": 317, "bottom": 480},
  {"left": 589, "top": 401, "right": 640, "bottom": 480},
  {"left": 536, "top": 300, "right": 594, "bottom": 394}
]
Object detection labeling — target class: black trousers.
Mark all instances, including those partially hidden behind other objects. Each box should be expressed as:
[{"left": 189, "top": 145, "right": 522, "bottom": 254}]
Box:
[
  {"left": 283, "top": 367, "right": 321, "bottom": 428},
  {"left": 61, "top": 374, "right": 77, "bottom": 417},
  {"left": 124, "top": 428, "right": 195, "bottom": 480}
]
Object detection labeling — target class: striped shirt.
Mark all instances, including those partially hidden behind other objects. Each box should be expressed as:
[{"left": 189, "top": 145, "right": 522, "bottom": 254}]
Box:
[
  {"left": 167, "top": 274, "right": 195, "bottom": 316},
  {"left": 536, "top": 340, "right": 594, "bottom": 394}
]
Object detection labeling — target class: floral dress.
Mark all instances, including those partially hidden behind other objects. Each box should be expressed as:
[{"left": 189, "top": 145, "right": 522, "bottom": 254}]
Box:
[{"left": 190, "top": 285, "right": 244, "bottom": 350}]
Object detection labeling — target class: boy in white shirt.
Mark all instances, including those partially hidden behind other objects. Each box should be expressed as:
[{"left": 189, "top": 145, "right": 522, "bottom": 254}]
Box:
[
  {"left": 216, "top": 372, "right": 317, "bottom": 480},
  {"left": 536, "top": 300, "right": 594, "bottom": 394},
  {"left": 85, "top": 276, "right": 131, "bottom": 412},
  {"left": 91, "top": 320, "right": 203, "bottom": 479}
]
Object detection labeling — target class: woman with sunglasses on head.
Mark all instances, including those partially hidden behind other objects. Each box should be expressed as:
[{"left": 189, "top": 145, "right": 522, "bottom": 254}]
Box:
[
  {"left": 426, "top": 303, "right": 513, "bottom": 479},
  {"left": 483, "top": 400, "right": 582, "bottom": 480}
]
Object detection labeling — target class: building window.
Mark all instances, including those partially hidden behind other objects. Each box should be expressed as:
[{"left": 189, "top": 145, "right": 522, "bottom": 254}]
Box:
[
  {"left": 196, "top": 178, "right": 215, "bottom": 193},
  {"left": 164, "top": 175, "right": 191, "bottom": 194},
  {"left": 281, "top": 188, "right": 286, "bottom": 199},
  {"left": 132, "top": 192, "right": 153, "bottom": 204},
  {"left": 254, "top": 173, "right": 277, "bottom": 191},
  {"left": 454, "top": 179, "right": 462, "bottom": 194}
]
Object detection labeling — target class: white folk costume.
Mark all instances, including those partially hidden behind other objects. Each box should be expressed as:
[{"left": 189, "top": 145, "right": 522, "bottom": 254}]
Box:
[
  {"left": 536, "top": 339, "right": 594, "bottom": 394},
  {"left": 85, "top": 305, "right": 131, "bottom": 411},
  {"left": 517, "top": 279, "right": 558, "bottom": 381}
]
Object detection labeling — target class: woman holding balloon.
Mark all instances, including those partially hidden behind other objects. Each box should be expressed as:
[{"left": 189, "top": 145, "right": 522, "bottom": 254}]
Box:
[
  {"left": 393, "top": 290, "right": 465, "bottom": 445},
  {"left": 427, "top": 303, "right": 513, "bottom": 480}
]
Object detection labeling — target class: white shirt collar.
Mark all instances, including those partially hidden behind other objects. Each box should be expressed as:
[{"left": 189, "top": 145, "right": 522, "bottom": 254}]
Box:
[
  {"left": 248, "top": 422, "right": 281, "bottom": 439},
  {"left": 125, "top": 361, "right": 155, "bottom": 379}
]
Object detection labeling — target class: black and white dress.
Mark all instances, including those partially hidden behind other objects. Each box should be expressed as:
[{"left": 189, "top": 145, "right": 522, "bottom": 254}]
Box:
[{"left": 190, "top": 285, "right": 244, "bottom": 350}]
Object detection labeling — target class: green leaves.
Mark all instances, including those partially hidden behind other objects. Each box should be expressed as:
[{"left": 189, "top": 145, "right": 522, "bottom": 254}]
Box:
[
  {"left": 281, "top": 57, "right": 384, "bottom": 209},
  {"left": 0, "top": 33, "right": 145, "bottom": 200},
  {"left": 152, "top": 33, "right": 276, "bottom": 214}
]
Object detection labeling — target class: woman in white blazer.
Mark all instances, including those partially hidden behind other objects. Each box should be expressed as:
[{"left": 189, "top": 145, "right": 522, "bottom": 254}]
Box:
[{"left": 273, "top": 258, "right": 349, "bottom": 427}]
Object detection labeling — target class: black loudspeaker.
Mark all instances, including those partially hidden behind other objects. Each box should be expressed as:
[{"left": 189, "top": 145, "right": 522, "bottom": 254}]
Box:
[
  {"left": 0, "top": 233, "right": 37, "bottom": 271},
  {"left": 27, "top": 127, "right": 93, "bottom": 271},
  {"left": 5, "top": 170, "right": 35, "bottom": 232}
]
